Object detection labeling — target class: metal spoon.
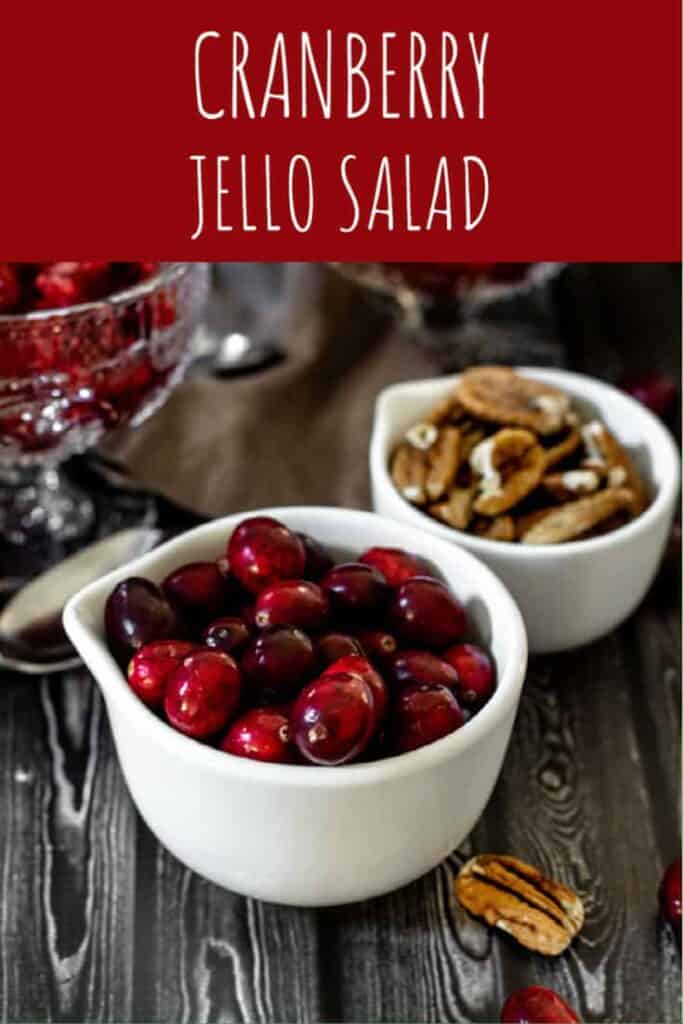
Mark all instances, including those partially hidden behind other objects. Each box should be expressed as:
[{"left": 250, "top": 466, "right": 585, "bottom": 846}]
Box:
[{"left": 0, "top": 527, "right": 161, "bottom": 675}]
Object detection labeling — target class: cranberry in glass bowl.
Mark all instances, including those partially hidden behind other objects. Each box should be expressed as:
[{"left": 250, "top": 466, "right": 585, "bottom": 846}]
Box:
[{"left": 0, "top": 261, "right": 209, "bottom": 543}]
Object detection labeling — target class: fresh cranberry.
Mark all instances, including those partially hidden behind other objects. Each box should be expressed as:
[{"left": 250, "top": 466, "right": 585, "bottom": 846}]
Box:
[
  {"left": 164, "top": 650, "right": 241, "bottom": 738},
  {"left": 127, "top": 640, "right": 196, "bottom": 708},
  {"left": 0, "top": 263, "right": 20, "bottom": 313},
  {"left": 500, "top": 986, "right": 580, "bottom": 1024},
  {"left": 291, "top": 671, "right": 376, "bottom": 765},
  {"left": 390, "top": 650, "right": 459, "bottom": 691},
  {"left": 443, "top": 643, "right": 495, "bottom": 708},
  {"left": 359, "top": 547, "right": 427, "bottom": 587},
  {"left": 321, "top": 562, "right": 389, "bottom": 620},
  {"left": 162, "top": 561, "right": 229, "bottom": 625},
  {"left": 221, "top": 707, "right": 295, "bottom": 763},
  {"left": 227, "top": 516, "right": 305, "bottom": 594},
  {"left": 254, "top": 579, "right": 329, "bottom": 631},
  {"left": 659, "top": 856, "right": 682, "bottom": 935},
  {"left": 297, "top": 532, "right": 335, "bottom": 580},
  {"left": 35, "top": 261, "right": 113, "bottom": 308},
  {"left": 620, "top": 373, "right": 678, "bottom": 419},
  {"left": 390, "top": 577, "right": 466, "bottom": 650},
  {"left": 316, "top": 631, "right": 365, "bottom": 666},
  {"left": 322, "top": 654, "right": 388, "bottom": 723},
  {"left": 241, "top": 625, "right": 316, "bottom": 700},
  {"left": 202, "top": 616, "right": 250, "bottom": 656},
  {"left": 105, "top": 577, "right": 182, "bottom": 664},
  {"left": 355, "top": 628, "right": 397, "bottom": 666},
  {"left": 390, "top": 683, "right": 463, "bottom": 753}
]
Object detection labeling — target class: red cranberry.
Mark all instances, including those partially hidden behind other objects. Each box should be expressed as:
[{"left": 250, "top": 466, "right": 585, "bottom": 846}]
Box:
[
  {"left": 0, "top": 263, "right": 20, "bottom": 313},
  {"left": 390, "top": 650, "right": 459, "bottom": 691},
  {"left": 390, "top": 684, "right": 463, "bottom": 753},
  {"left": 127, "top": 640, "right": 196, "bottom": 709},
  {"left": 105, "top": 577, "right": 182, "bottom": 664},
  {"left": 202, "top": 616, "right": 250, "bottom": 656},
  {"left": 322, "top": 654, "right": 388, "bottom": 723},
  {"left": 221, "top": 707, "right": 295, "bottom": 763},
  {"left": 291, "top": 672, "right": 376, "bottom": 765},
  {"left": 241, "top": 625, "right": 315, "bottom": 700},
  {"left": 162, "top": 561, "right": 229, "bottom": 624},
  {"left": 620, "top": 373, "right": 678, "bottom": 419},
  {"left": 321, "top": 562, "right": 389, "bottom": 620},
  {"left": 164, "top": 650, "right": 241, "bottom": 738},
  {"left": 297, "top": 532, "right": 335, "bottom": 580},
  {"left": 501, "top": 986, "right": 580, "bottom": 1024},
  {"left": 359, "top": 546, "right": 427, "bottom": 587},
  {"left": 254, "top": 579, "right": 329, "bottom": 631},
  {"left": 659, "top": 856, "right": 682, "bottom": 935},
  {"left": 443, "top": 643, "right": 495, "bottom": 708},
  {"left": 227, "top": 516, "right": 305, "bottom": 594},
  {"left": 355, "top": 628, "right": 397, "bottom": 666},
  {"left": 390, "top": 577, "right": 466, "bottom": 650},
  {"left": 35, "top": 261, "right": 112, "bottom": 308},
  {"left": 317, "top": 631, "right": 365, "bottom": 666}
]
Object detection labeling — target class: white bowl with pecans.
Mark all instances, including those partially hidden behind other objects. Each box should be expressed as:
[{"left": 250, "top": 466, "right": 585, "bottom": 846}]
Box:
[{"left": 370, "top": 367, "right": 679, "bottom": 653}]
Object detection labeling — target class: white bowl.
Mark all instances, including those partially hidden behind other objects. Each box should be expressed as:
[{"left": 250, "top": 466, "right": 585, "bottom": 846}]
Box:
[
  {"left": 63, "top": 507, "right": 527, "bottom": 907},
  {"left": 370, "top": 368, "right": 680, "bottom": 654}
]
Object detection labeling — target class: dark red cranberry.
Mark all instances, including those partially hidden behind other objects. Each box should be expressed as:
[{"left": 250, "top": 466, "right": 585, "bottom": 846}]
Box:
[
  {"left": 322, "top": 654, "right": 388, "bottom": 723},
  {"left": 227, "top": 516, "right": 305, "bottom": 594},
  {"left": 390, "top": 684, "right": 463, "bottom": 753},
  {"left": 221, "top": 707, "right": 295, "bottom": 763},
  {"left": 241, "top": 625, "right": 315, "bottom": 700},
  {"left": 164, "top": 650, "right": 241, "bottom": 738},
  {"left": 390, "top": 577, "right": 466, "bottom": 650},
  {"left": 162, "top": 561, "right": 229, "bottom": 624},
  {"left": 500, "top": 986, "right": 580, "bottom": 1023},
  {"left": 390, "top": 650, "right": 459, "bottom": 691},
  {"left": 355, "top": 628, "right": 397, "bottom": 666},
  {"left": 35, "top": 261, "right": 112, "bottom": 308},
  {"left": 105, "top": 577, "right": 182, "bottom": 664},
  {"left": 620, "top": 373, "right": 678, "bottom": 419},
  {"left": 297, "top": 531, "right": 335, "bottom": 580},
  {"left": 317, "top": 631, "right": 365, "bottom": 666},
  {"left": 321, "top": 562, "right": 389, "bottom": 620},
  {"left": 202, "top": 616, "right": 250, "bottom": 656},
  {"left": 659, "top": 856, "right": 682, "bottom": 935},
  {"left": 291, "top": 672, "right": 376, "bottom": 765},
  {"left": 0, "top": 263, "right": 20, "bottom": 313},
  {"left": 443, "top": 643, "right": 496, "bottom": 708},
  {"left": 254, "top": 579, "right": 329, "bottom": 631},
  {"left": 359, "top": 546, "right": 427, "bottom": 587},
  {"left": 127, "top": 640, "right": 196, "bottom": 708}
]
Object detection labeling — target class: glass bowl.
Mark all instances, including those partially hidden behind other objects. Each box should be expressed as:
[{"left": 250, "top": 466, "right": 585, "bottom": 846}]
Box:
[{"left": 0, "top": 262, "right": 209, "bottom": 543}]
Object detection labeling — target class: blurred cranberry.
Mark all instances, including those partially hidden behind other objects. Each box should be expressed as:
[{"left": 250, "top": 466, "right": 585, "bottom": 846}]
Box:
[
  {"left": 390, "top": 577, "right": 466, "bottom": 650},
  {"left": 322, "top": 562, "right": 389, "bottom": 620},
  {"left": 322, "top": 654, "right": 388, "bottom": 723},
  {"left": 254, "top": 579, "right": 329, "bottom": 631},
  {"left": 164, "top": 650, "right": 241, "bottom": 738},
  {"left": 241, "top": 625, "right": 316, "bottom": 700},
  {"left": 355, "top": 628, "right": 397, "bottom": 666},
  {"left": 105, "top": 577, "right": 182, "bottom": 664},
  {"left": 162, "top": 561, "right": 229, "bottom": 625},
  {"left": 359, "top": 546, "right": 427, "bottom": 587},
  {"left": 127, "top": 640, "right": 196, "bottom": 708},
  {"left": 390, "top": 683, "right": 463, "bottom": 753},
  {"left": 297, "top": 532, "right": 335, "bottom": 580},
  {"left": 227, "top": 516, "right": 306, "bottom": 594},
  {"left": 35, "top": 261, "right": 113, "bottom": 308},
  {"left": 0, "top": 263, "right": 20, "bottom": 313},
  {"left": 202, "top": 616, "right": 250, "bottom": 656},
  {"left": 443, "top": 643, "right": 496, "bottom": 708},
  {"left": 659, "top": 856, "right": 682, "bottom": 935},
  {"left": 221, "top": 707, "right": 295, "bottom": 763},
  {"left": 292, "top": 672, "right": 376, "bottom": 765},
  {"left": 500, "top": 986, "right": 579, "bottom": 1024},
  {"left": 620, "top": 372, "right": 677, "bottom": 419},
  {"left": 317, "top": 631, "right": 365, "bottom": 666},
  {"left": 390, "top": 650, "right": 459, "bottom": 691}
]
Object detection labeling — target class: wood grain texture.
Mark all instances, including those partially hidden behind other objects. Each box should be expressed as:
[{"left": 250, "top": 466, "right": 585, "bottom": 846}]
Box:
[{"left": 0, "top": 263, "right": 679, "bottom": 1023}]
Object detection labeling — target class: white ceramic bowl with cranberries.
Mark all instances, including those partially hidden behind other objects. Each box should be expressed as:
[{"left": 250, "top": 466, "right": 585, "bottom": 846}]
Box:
[
  {"left": 370, "top": 368, "right": 680, "bottom": 654},
  {"left": 63, "top": 507, "right": 526, "bottom": 906}
]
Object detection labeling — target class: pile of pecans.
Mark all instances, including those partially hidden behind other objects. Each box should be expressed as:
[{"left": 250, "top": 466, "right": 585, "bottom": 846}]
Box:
[{"left": 390, "top": 366, "right": 649, "bottom": 545}]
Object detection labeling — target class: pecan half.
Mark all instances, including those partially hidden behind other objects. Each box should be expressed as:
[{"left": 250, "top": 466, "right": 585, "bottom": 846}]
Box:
[
  {"left": 454, "top": 854, "right": 584, "bottom": 956},
  {"left": 457, "top": 366, "right": 571, "bottom": 435},
  {"left": 470, "top": 429, "right": 547, "bottom": 517},
  {"left": 425, "top": 426, "right": 462, "bottom": 501},
  {"left": 429, "top": 485, "right": 476, "bottom": 530},
  {"left": 391, "top": 443, "right": 428, "bottom": 505},
  {"left": 581, "top": 421, "right": 648, "bottom": 514},
  {"left": 520, "top": 487, "right": 634, "bottom": 545}
]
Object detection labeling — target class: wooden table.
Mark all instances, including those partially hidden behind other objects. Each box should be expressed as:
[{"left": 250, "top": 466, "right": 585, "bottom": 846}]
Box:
[{"left": 0, "top": 264, "right": 680, "bottom": 1022}]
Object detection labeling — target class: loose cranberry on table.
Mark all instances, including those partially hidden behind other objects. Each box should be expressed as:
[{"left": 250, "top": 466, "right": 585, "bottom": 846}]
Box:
[
  {"left": 500, "top": 986, "right": 580, "bottom": 1024},
  {"left": 105, "top": 577, "right": 182, "bottom": 664},
  {"left": 390, "top": 683, "right": 464, "bottom": 753},
  {"left": 227, "top": 516, "right": 306, "bottom": 594},
  {"left": 359, "top": 546, "right": 427, "bottom": 588},
  {"left": 316, "top": 631, "right": 365, "bottom": 667},
  {"left": 297, "top": 532, "right": 335, "bottom": 580},
  {"left": 322, "top": 562, "right": 389, "bottom": 620},
  {"left": 127, "top": 640, "right": 196, "bottom": 708},
  {"left": 291, "top": 671, "right": 376, "bottom": 766},
  {"left": 322, "top": 654, "right": 388, "bottom": 724},
  {"left": 221, "top": 707, "right": 295, "bottom": 764},
  {"left": 254, "top": 579, "right": 329, "bottom": 631},
  {"left": 620, "top": 372, "right": 677, "bottom": 419},
  {"left": 241, "top": 625, "right": 316, "bottom": 701},
  {"left": 202, "top": 616, "right": 250, "bottom": 656},
  {"left": 442, "top": 643, "right": 496, "bottom": 708},
  {"left": 164, "top": 650, "right": 241, "bottom": 738},
  {"left": 390, "top": 577, "right": 467, "bottom": 650},
  {"left": 162, "top": 561, "right": 229, "bottom": 624},
  {"left": 659, "top": 856, "right": 682, "bottom": 935},
  {"left": 389, "top": 650, "right": 459, "bottom": 691},
  {"left": 355, "top": 628, "right": 397, "bottom": 667}
]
